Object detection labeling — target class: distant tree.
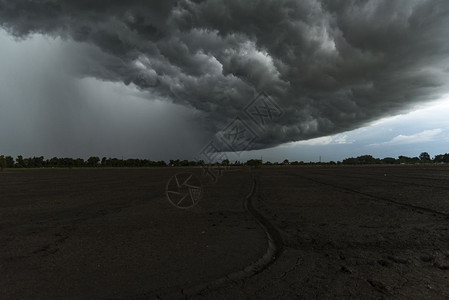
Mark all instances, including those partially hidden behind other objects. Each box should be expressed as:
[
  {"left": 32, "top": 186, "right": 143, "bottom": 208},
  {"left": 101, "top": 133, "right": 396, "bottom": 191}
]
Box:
[
  {"left": 246, "top": 159, "right": 262, "bottom": 167},
  {"left": 419, "top": 152, "right": 431, "bottom": 162},
  {"left": 342, "top": 157, "right": 359, "bottom": 165},
  {"left": 0, "top": 155, "right": 6, "bottom": 171},
  {"left": 358, "top": 155, "right": 379, "bottom": 164},
  {"left": 35, "top": 156, "right": 44, "bottom": 168},
  {"left": 47, "top": 157, "right": 59, "bottom": 167},
  {"left": 342, "top": 155, "right": 380, "bottom": 165},
  {"left": 87, "top": 156, "right": 100, "bottom": 167},
  {"left": 157, "top": 160, "right": 167, "bottom": 167},
  {"left": 382, "top": 157, "right": 397, "bottom": 164},
  {"left": 221, "top": 159, "right": 230, "bottom": 166},
  {"left": 398, "top": 155, "right": 411, "bottom": 164},
  {"left": 22, "top": 156, "right": 44, "bottom": 168},
  {"left": 283, "top": 159, "right": 290, "bottom": 165},
  {"left": 74, "top": 158, "right": 85, "bottom": 167},
  {"left": 441, "top": 153, "right": 449, "bottom": 163},
  {"left": 16, "top": 155, "right": 25, "bottom": 168},
  {"left": 398, "top": 155, "right": 420, "bottom": 164},
  {"left": 5, "top": 156, "right": 14, "bottom": 168},
  {"left": 180, "top": 160, "right": 190, "bottom": 166},
  {"left": 188, "top": 160, "right": 198, "bottom": 166},
  {"left": 169, "top": 159, "right": 182, "bottom": 167},
  {"left": 434, "top": 153, "right": 449, "bottom": 163},
  {"left": 434, "top": 154, "right": 443, "bottom": 163}
]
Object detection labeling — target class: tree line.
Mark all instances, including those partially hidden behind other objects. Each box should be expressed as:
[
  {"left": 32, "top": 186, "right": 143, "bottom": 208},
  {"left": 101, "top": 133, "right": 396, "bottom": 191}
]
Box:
[
  {"left": 246, "top": 152, "right": 449, "bottom": 166},
  {"left": 340, "top": 152, "right": 449, "bottom": 165},
  {"left": 0, "top": 155, "right": 167, "bottom": 169},
  {"left": 0, "top": 152, "right": 448, "bottom": 169}
]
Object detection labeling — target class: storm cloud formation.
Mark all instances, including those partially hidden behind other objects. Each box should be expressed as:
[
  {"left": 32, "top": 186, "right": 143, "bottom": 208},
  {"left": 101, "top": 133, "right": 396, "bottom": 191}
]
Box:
[{"left": 1, "top": 0, "right": 448, "bottom": 150}]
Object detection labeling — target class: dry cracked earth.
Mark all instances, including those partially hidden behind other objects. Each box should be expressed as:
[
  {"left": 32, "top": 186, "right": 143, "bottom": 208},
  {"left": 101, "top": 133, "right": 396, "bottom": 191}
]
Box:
[{"left": 1, "top": 165, "right": 448, "bottom": 299}]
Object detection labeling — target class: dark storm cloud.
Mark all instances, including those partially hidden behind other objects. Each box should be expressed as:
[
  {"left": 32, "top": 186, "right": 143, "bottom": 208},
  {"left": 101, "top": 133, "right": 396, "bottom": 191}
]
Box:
[{"left": 1, "top": 0, "right": 448, "bottom": 149}]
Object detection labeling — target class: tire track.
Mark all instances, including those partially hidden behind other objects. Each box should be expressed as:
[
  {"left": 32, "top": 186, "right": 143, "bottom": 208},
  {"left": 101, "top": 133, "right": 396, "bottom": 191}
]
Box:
[
  {"left": 178, "top": 176, "right": 284, "bottom": 297},
  {"left": 133, "top": 175, "right": 284, "bottom": 299},
  {"left": 288, "top": 172, "right": 449, "bottom": 218}
]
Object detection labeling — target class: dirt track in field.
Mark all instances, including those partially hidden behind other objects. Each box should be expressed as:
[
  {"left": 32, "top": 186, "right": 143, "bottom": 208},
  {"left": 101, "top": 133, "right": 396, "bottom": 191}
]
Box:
[{"left": 1, "top": 166, "right": 449, "bottom": 299}]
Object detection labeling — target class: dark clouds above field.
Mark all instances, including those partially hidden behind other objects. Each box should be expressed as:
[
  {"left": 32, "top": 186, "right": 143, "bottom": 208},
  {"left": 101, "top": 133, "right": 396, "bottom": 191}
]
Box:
[{"left": 1, "top": 0, "right": 449, "bottom": 154}]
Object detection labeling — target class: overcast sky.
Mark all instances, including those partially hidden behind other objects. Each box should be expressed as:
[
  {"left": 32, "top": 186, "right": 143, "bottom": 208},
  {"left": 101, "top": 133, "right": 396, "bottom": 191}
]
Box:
[{"left": 1, "top": 0, "right": 449, "bottom": 162}]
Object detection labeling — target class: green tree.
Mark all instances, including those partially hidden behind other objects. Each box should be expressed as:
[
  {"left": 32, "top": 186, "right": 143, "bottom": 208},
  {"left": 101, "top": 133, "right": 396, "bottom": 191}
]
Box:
[
  {"left": 398, "top": 155, "right": 414, "bottom": 164},
  {"left": 358, "top": 155, "right": 379, "bottom": 164},
  {"left": 434, "top": 153, "right": 449, "bottom": 163},
  {"left": 419, "top": 152, "right": 431, "bottom": 162},
  {"left": 74, "top": 158, "right": 85, "bottom": 167},
  {"left": 382, "top": 157, "right": 397, "bottom": 164},
  {"left": 246, "top": 159, "right": 262, "bottom": 167},
  {"left": 16, "top": 155, "right": 24, "bottom": 168},
  {"left": 5, "top": 156, "right": 14, "bottom": 168},
  {"left": 87, "top": 156, "right": 100, "bottom": 167},
  {"left": 342, "top": 157, "right": 359, "bottom": 165},
  {"left": 0, "top": 155, "right": 6, "bottom": 170}
]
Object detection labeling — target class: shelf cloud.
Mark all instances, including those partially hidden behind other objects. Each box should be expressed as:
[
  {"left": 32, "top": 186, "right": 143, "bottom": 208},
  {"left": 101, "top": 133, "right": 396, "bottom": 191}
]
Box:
[{"left": 1, "top": 0, "right": 448, "bottom": 150}]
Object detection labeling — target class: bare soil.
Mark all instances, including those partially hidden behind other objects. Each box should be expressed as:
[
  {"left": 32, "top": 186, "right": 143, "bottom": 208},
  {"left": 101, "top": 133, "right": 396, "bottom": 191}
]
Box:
[{"left": 1, "top": 166, "right": 448, "bottom": 299}]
